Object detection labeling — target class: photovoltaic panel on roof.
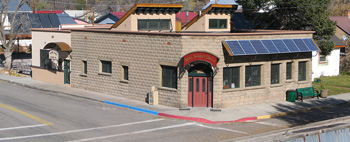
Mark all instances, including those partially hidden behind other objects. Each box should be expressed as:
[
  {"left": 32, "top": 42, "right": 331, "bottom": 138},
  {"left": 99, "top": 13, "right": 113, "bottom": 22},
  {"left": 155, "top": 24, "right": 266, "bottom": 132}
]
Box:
[
  {"left": 261, "top": 40, "right": 279, "bottom": 53},
  {"left": 226, "top": 41, "right": 245, "bottom": 55},
  {"left": 303, "top": 39, "right": 319, "bottom": 51},
  {"left": 293, "top": 39, "right": 310, "bottom": 51},
  {"left": 238, "top": 41, "right": 257, "bottom": 55},
  {"left": 272, "top": 40, "right": 289, "bottom": 53},
  {"left": 39, "top": 14, "right": 52, "bottom": 28},
  {"left": 57, "top": 13, "right": 77, "bottom": 24},
  {"left": 30, "top": 14, "right": 42, "bottom": 28},
  {"left": 250, "top": 40, "right": 269, "bottom": 54},
  {"left": 223, "top": 38, "right": 319, "bottom": 56},
  {"left": 48, "top": 14, "right": 60, "bottom": 28},
  {"left": 283, "top": 39, "right": 300, "bottom": 52}
]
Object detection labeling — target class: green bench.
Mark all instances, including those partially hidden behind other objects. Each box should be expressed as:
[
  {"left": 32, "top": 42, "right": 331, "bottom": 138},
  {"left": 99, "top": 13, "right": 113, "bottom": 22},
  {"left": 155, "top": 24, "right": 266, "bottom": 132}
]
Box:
[{"left": 296, "top": 87, "right": 320, "bottom": 102}]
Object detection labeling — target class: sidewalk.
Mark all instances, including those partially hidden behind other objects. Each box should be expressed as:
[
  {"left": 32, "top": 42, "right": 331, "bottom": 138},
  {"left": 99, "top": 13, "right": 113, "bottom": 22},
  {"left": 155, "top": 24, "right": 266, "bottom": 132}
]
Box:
[{"left": 1, "top": 73, "right": 350, "bottom": 124}]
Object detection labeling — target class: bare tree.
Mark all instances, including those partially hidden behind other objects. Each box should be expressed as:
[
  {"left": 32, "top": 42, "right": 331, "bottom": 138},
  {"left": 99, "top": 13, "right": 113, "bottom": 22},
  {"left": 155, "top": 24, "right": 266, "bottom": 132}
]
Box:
[{"left": 0, "top": 0, "right": 27, "bottom": 70}]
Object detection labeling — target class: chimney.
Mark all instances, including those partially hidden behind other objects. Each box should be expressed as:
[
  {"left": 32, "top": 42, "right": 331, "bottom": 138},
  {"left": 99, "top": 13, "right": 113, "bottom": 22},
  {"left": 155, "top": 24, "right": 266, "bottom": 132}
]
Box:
[{"left": 347, "top": 10, "right": 350, "bottom": 18}]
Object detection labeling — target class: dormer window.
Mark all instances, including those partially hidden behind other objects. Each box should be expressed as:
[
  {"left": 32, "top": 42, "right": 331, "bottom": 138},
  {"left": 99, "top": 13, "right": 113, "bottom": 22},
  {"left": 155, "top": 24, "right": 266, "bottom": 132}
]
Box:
[
  {"left": 209, "top": 19, "right": 227, "bottom": 29},
  {"left": 138, "top": 19, "right": 171, "bottom": 30}
]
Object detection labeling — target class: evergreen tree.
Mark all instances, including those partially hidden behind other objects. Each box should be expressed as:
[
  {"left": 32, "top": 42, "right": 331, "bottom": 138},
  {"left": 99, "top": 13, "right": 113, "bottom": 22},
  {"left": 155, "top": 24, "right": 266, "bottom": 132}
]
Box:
[{"left": 237, "top": 0, "right": 336, "bottom": 55}]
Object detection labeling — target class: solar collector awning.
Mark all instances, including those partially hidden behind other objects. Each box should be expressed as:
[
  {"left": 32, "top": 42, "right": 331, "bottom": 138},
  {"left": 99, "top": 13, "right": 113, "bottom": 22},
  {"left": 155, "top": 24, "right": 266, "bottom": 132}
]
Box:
[{"left": 223, "top": 38, "right": 320, "bottom": 56}]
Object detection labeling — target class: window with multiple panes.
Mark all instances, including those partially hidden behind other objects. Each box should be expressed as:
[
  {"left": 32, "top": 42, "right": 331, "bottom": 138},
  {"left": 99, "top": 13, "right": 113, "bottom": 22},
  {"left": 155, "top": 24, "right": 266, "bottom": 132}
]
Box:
[
  {"left": 161, "top": 65, "right": 177, "bottom": 89},
  {"left": 82, "top": 61, "right": 87, "bottom": 74},
  {"left": 101, "top": 60, "right": 112, "bottom": 74},
  {"left": 122, "top": 66, "right": 128, "bottom": 80},
  {"left": 223, "top": 67, "right": 240, "bottom": 89},
  {"left": 319, "top": 55, "right": 327, "bottom": 63},
  {"left": 271, "top": 64, "right": 280, "bottom": 84},
  {"left": 245, "top": 65, "right": 261, "bottom": 87},
  {"left": 40, "top": 49, "right": 52, "bottom": 69},
  {"left": 138, "top": 19, "right": 171, "bottom": 30},
  {"left": 298, "top": 61, "right": 307, "bottom": 81},
  {"left": 286, "top": 62, "right": 292, "bottom": 80},
  {"left": 209, "top": 19, "right": 227, "bottom": 29}
]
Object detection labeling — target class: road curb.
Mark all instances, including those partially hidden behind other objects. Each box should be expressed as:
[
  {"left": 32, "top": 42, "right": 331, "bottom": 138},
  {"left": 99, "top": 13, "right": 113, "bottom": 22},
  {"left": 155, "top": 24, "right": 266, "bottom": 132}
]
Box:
[
  {"left": 0, "top": 78, "right": 102, "bottom": 103},
  {"left": 256, "top": 101, "right": 350, "bottom": 120}
]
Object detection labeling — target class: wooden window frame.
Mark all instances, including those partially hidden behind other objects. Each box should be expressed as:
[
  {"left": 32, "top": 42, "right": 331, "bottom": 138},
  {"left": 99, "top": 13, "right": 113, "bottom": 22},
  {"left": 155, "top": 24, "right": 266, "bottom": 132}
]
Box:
[
  {"left": 286, "top": 62, "right": 292, "bottom": 80},
  {"left": 138, "top": 19, "right": 171, "bottom": 31},
  {"left": 82, "top": 60, "right": 87, "bottom": 75},
  {"left": 223, "top": 66, "right": 240, "bottom": 89},
  {"left": 298, "top": 61, "right": 307, "bottom": 81},
  {"left": 245, "top": 65, "right": 261, "bottom": 87},
  {"left": 122, "top": 65, "right": 128, "bottom": 81},
  {"left": 209, "top": 19, "right": 227, "bottom": 29},
  {"left": 271, "top": 64, "right": 280, "bottom": 84},
  {"left": 161, "top": 65, "right": 177, "bottom": 89},
  {"left": 319, "top": 55, "right": 328, "bottom": 64},
  {"left": 100, "top": 60, "right": 112, "bottom": 74}
]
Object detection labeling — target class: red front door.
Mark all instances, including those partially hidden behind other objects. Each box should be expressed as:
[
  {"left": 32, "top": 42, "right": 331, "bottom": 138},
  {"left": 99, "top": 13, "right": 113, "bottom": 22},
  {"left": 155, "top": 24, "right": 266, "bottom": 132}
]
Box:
[{"left": 188, "top": 76, "right": 212, "bottom": 107}]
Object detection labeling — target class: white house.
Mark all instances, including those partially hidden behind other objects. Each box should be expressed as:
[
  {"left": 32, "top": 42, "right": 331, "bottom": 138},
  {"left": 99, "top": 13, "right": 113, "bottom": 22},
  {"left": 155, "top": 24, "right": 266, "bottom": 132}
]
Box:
[{"left": 311, "top": 36, "right": 345, "bottom": 81}]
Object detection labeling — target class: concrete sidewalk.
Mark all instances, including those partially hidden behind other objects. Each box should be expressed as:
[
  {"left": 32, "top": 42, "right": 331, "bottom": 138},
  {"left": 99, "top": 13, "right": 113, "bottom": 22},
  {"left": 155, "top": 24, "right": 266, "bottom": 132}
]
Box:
[{"left": 1, "top": 73, "right": 350, "bottom": 123}]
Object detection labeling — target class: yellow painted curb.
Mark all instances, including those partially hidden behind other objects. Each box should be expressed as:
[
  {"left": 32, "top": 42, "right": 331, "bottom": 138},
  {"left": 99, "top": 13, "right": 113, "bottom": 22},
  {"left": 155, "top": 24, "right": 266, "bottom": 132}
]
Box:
[
  {"left": 257, "top": 104, "right": 338, "bottom": 120},
  {"left": 0, "top": 103, "right": 53, "bottom": 125}
]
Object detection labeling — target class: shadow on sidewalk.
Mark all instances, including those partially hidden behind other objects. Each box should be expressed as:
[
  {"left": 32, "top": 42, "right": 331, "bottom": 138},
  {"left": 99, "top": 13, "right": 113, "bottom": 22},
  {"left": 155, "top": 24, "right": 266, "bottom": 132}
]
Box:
[{"left": 272, "top": 98, "right": 350, "bottom": 127}]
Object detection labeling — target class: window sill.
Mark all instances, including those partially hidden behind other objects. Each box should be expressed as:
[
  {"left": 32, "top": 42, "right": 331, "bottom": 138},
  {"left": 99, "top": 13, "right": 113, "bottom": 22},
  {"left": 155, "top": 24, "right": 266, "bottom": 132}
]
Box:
[
  {"left": 79, "top": 74, "right": 87, "bottom": 77},
  {"left": 244, "top": 86, "right": 266, "bottom": 91},
  {"left": 222, "top": 88, "right": 243, "bottom": 92},
  {"left": 158, "top": 86, "right": 178, "bottom": 92},
  {"left": 270, "top": 84, "right": 283, "bottom": 88},
  {"left": 222, "top": 86, "right": 265, "bottom": 92},
  {"left": 120, "top": 80, "right": 129, "bottom": 84},
  {"left": 98, "top": 72, "right": 112, "bottom": 76},
  {"left": 286, "top": 80, "right": 295, "bottom": 83},
  {"left": 298, "top": 81, "right": 310, "bottom": 84}
]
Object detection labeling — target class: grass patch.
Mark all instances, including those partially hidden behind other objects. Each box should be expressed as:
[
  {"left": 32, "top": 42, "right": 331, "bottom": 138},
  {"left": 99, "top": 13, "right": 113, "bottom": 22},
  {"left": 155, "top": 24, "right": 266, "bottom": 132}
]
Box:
[{"left": 313, "top": 74, "right": 350, "bottom": 96}]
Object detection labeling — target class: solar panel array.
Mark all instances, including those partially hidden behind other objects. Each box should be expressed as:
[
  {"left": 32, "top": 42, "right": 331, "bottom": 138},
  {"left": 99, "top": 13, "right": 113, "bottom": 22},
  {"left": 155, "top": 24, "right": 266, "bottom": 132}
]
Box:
[
  {"left": 6, "top": 13, "right": 77, "bottom": 35},
  {"left": 224, "top": 39, "right": 319, "bottom": 56}
]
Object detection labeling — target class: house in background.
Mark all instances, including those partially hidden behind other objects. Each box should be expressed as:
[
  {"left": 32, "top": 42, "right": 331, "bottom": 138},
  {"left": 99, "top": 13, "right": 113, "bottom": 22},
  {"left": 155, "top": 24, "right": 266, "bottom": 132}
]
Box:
[
  {"left": 96, "top": 11, "right": 197, "bottom": 26},
  {"left": 94, "top": 12, "right": 120, "bottom": 24},
  {"left": 175, "top": 11, "right": 197, "bottom": 25},
  {"left": 35, "top": 10, "right": 64, "bottom": 14},
  {"left": 311, "top": 36, "right": 345, "bottom": 81},
  {"left": 8, "top": 12, "right": 78, "bottom": 53},
  {"left": 73, "top": 18, "right": 90, "bottom": 25},
  {"left": 111, "top": 12, "right": 126, "bottom": 18},
  {"left": 330, "top": 14, "right": 350, "bottom": 72}
]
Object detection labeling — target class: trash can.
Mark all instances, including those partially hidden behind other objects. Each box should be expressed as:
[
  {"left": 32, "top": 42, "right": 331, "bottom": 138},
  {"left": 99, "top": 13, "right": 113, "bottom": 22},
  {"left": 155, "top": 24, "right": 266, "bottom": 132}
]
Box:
[{"left": 286, "top": 90, "right": 296, "bottom": 102}]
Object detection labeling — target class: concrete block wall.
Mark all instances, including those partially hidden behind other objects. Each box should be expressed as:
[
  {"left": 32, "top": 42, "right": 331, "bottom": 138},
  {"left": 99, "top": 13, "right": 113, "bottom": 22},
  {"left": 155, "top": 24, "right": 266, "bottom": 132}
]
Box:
[
  {"left": 180, "top": 34, "right": 313, "bottom": 108},
  {"left": 69, "top": 31, "right": 314, "bottom": 109},
  {"left": 70, "top": 31, "right": 183, "bottom": 107}
]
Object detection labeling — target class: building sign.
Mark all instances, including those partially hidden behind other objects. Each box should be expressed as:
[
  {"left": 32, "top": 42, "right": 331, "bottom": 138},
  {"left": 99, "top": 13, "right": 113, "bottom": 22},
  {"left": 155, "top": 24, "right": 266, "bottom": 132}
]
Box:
[
  {"left": 49, "top": 50, "right": 59, "bottom": 61},
  {"left": 184, "top": 52, "right": 218, "bottom": 67}
]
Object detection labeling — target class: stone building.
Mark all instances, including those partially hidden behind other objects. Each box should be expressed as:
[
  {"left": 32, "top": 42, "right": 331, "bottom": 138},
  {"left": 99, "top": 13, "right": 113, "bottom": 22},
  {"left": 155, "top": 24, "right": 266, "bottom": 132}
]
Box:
[{"left": 31, "top": 4, "right": 320, "bottom": 109}]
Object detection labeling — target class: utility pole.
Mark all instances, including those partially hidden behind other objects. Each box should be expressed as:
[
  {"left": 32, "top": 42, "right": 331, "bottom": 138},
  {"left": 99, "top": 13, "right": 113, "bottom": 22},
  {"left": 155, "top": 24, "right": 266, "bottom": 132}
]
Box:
[
  {"left": 86, "top": 0, "right": 88, "bottom": 10},
  {"left": 92, "top": 7, "right": 95, "bottom": 26},
  {"left": 32, "top": 0, "right": 35, "bottom": 13}
]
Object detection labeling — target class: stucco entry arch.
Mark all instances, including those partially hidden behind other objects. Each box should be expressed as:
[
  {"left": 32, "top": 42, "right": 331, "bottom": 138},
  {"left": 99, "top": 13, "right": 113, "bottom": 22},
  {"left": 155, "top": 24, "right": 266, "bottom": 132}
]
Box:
[{"left": 179, "top": 52, "right": 220, "bottom": 78}]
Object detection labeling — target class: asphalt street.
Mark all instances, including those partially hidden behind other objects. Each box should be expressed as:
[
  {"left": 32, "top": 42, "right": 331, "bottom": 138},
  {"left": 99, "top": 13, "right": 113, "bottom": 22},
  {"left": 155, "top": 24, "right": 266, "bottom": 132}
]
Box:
[{"left": 1, "top": 81, "right": 350, "bottom": 142}]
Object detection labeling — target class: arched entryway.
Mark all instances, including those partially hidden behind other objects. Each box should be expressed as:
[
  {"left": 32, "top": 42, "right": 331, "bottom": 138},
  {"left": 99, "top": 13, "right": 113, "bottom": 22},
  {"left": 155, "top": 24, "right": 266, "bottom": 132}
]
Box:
[
  {"left": 43, "top": 42, "right": 72, "bottom": 84},
  {"left": 182, "top": 52, "right": 219, "bottom": 108}
]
